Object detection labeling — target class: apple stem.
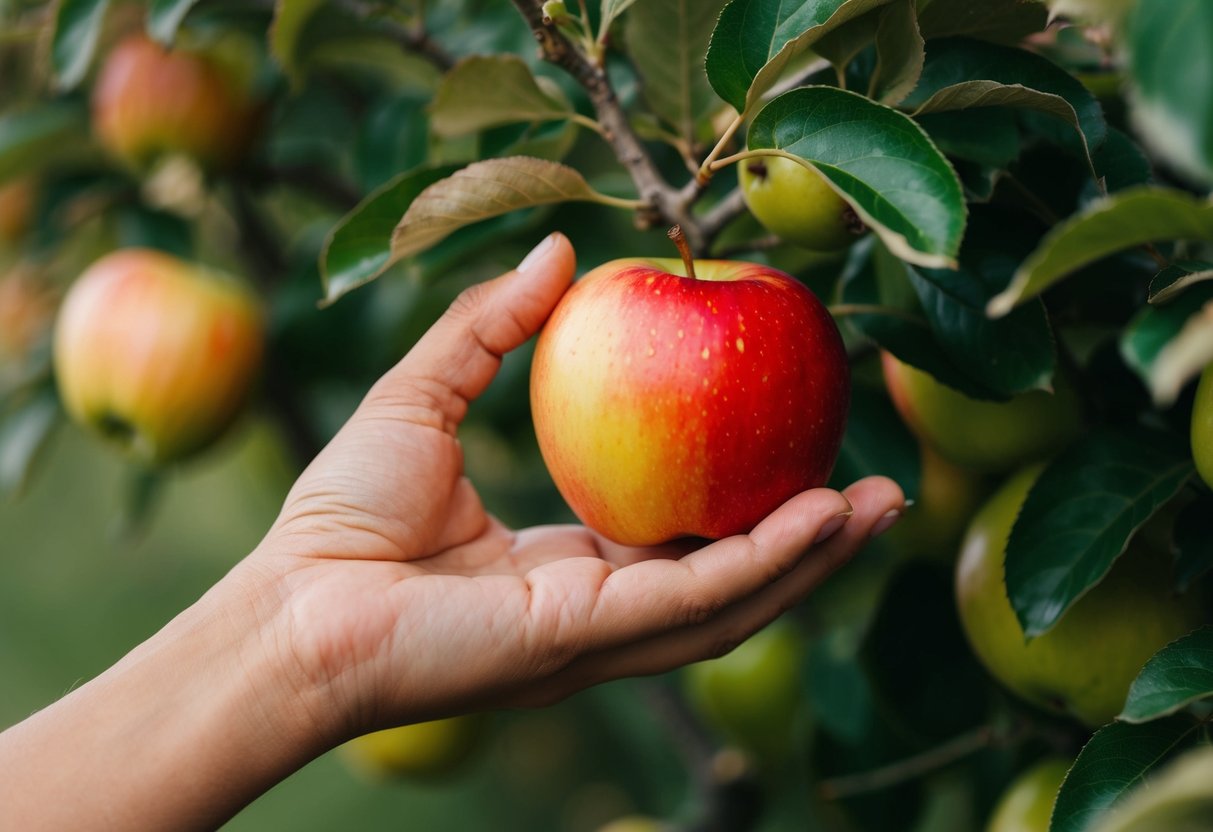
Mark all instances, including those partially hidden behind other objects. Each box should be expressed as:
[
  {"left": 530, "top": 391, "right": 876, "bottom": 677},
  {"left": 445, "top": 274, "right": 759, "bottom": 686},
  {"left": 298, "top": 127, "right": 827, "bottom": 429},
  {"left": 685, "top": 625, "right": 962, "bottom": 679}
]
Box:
[{"left": 667, "top": 225, "right": 698, "bottom": 280}]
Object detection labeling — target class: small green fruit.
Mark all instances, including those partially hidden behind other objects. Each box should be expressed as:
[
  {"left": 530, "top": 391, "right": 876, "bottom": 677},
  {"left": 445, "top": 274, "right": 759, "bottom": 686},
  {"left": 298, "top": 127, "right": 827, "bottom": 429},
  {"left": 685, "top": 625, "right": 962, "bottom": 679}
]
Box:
[
  {"left": 986, "top": 757, "right": 1069, "bottom": 832},
  {"left": 339, "top": 715, "right": 485, "bottom": 781},
  {"left": 956, "top": 467, "right": 1204, "bottom": 727},
  {"left": 738, "top": 155, "right": 859, "bottom": 252},
  {"left": 1190, "top": 364, "right": 1213, "bottom": 489},
  {"left": 882, "top": 352, "right": 1083, "bottom": 473}
]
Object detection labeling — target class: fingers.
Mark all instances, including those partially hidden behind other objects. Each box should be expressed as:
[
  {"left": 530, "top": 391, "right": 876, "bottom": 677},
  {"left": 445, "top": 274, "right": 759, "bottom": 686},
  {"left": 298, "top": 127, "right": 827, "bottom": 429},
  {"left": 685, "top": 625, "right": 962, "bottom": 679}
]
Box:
[
  {"left": 546, "top": 476, "right": 904, "bottom": 691},
  {"left": 362, "top": 232, "right": 576, "bottom": 430}
]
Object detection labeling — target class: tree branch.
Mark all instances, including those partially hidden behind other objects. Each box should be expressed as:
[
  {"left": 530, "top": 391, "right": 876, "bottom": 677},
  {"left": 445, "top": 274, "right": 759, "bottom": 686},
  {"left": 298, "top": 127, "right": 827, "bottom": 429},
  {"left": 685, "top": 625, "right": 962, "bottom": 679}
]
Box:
[{"left": 335, "top": 0, "right": 457, "bottom": 72}]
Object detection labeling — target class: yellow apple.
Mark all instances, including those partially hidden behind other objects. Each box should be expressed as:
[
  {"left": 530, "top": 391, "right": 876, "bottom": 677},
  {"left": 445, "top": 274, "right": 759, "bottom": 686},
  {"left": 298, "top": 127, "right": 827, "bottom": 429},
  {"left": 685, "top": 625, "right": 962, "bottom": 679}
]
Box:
[
  {"left": 339, "top": 715, "right": 485, "bottom": 781},
  {"left": 986, "top": 757, "right": 1069, "bottom": 832}
]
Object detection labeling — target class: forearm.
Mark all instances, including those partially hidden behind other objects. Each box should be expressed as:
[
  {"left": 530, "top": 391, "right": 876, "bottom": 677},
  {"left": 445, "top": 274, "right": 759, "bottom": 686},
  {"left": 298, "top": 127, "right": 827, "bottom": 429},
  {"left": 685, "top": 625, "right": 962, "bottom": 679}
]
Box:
[{"left": 0, "top": 567, "right": 332, "bottom": 831}]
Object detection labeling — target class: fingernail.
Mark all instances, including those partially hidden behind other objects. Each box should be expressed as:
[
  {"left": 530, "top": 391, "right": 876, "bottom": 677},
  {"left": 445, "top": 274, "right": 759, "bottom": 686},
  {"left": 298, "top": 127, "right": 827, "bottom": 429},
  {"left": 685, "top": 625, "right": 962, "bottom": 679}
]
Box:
[
  {"left": 814, "top": 511, "right": 853, "bottom": 544},
  {"left": 517, "top": 233, "right": 558, "bottom": 274},
  {"left": 870, "top": 509, "right": 902, "bottom": 538}
]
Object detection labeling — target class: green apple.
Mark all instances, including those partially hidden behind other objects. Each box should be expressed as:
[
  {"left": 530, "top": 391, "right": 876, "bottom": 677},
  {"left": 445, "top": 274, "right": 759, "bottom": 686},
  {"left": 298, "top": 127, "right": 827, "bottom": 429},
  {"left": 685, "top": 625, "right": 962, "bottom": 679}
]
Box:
[
  {"left": 531, "top": 253, "right": 849, "bottom": 546},
  {"left": 54, "top": 248, "right": 263, "bottom": 464},
  {"left": 986, "top": 757, "right": 1070, "bottom": 832},
  {"left": 882, "top": 352, "right": 1083, "bottom": 473},
  {"left": 738, "top": 155, "right": 860, "bottom": 252},
  {"left": 683, "top": 620, "right": 806, "bottom": 761},
  {"left": 338, "top": 715, "right": 485, "bottom": 781},
  {"left": 887, "top": 444, "right": 988, "bottom": 563},
  {"left": 597, "top": 817, "right": 665, "bottom": 832},
  {"left": 1190, "top": 364, "right": 1213, "bottom": 489},
  {"left": 957, "top": 466, "right": 1204, "bottom": 727}
]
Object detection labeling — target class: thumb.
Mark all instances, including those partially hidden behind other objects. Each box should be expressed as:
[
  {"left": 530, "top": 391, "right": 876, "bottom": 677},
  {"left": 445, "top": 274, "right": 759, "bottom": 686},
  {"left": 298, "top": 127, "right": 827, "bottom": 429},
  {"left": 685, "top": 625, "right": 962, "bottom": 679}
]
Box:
[{"left": 362, "top": 233, "right": 576, "bottom": 427}]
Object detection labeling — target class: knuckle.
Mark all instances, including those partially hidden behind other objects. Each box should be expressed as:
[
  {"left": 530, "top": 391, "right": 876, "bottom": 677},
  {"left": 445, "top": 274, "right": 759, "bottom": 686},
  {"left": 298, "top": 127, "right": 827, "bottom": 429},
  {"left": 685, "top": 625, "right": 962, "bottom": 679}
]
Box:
[
  {"left": 703, "top": 631, "right": 745, "bottom": 662},
  {"left": 448, "top": 282, "right": 490, "bottom": 322}
]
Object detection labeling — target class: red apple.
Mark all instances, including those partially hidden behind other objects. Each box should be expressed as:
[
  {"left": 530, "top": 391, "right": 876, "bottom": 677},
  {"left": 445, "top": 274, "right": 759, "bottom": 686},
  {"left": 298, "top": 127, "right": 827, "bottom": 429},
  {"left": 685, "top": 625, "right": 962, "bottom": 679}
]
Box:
[
  {"left": 530, "top": 246, "right": 849, "bottom": 546},
  {"left": 54, "top": 248, "right": 263, "bottom": 464}
]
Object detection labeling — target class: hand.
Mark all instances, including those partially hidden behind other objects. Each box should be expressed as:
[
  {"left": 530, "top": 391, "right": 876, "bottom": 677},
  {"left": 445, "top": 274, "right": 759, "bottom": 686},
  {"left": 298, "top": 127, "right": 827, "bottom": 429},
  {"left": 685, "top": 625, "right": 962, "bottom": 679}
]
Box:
[{"left": 243, "top": 232, "right": 905, "bottom": 739}]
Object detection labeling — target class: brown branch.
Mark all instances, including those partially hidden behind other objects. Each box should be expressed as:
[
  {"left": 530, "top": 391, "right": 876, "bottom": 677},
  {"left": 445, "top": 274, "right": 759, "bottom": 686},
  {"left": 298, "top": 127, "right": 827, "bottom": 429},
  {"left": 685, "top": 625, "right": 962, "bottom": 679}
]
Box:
[{"left": 699, "top": 188, "right": 749, "bottom": 242}]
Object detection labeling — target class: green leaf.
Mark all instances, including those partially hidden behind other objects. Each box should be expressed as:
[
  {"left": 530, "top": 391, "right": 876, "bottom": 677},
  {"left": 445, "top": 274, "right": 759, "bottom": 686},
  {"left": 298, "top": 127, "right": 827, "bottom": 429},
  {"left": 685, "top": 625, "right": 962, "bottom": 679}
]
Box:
[
  {"left": 916, "top": 0, "right": 1048, "bottom": 44},
  {"left": 625, "top": 0, "right": 731, "bottom": 144},
  {"left": 1005, "top": 429, "right": 1194, "bottom": 638},
  {"left": 1092, "top": 747, "right": 1213, "bottom": 832},
  {"left": 1120, "top": 283, "right": 1213, "bottom": 397},
  {"left": 706, "top": 0, "right": 894, "bottom": 114},
  {"left": 0, "top": 390, "right": 59, "bottom": 498},
  {"left": 1120, "top": 627, "right": 1213, "bottom": 723},
  {"left": 1172, "top": 499, "right": 1213, "bottom": 593},
  {"left": 0, "top": 103, "right": 91, "bottom": 184},
  {"left": 905, "top": 38, "right": 1106, "bottom": 171},
  {"left": 916, "top": 109, "right": 1020, "bottom": 168},
  {"left": 1149, "top": 261, "right": 1213, "bottom": 305},
  {"left": 1127, "top": 1, "right": 1213, "bottom": 186},
  {"left": 747, "top": 86, "right": 964, "bottom": 268},
  {"left": 390, "top": 157, "right": 636, "bottom": 264},
  {"left": 269, "top": 0, "right": 327, "bottom": 87},
  {"left": 988, "top": 188, "right": 1213, "bottom": 318},
  {"left": 51, "top": 0, "right": 110, "bottom": 90},
  {"left": 1051, "top": 717, "right": 1202, "bottom": 832},
  {"left": 600, "top": 0, "right": 642, "bottom": 35},
  {"left": 147, "top": 0, "right": 202, "bottom": 43},
  {"left": 813, "top": 10, "right": 881, "bottom": 75},
  {"left": 868, "top": 0, "right": 923, "bottom": 105},
  {"left": 322, "top": 165, "right": 459, "bottom": 304},
  {"left": 430, "top": 56, "right": 575, "bottom": 138},
  {"left": 1143, "top": 296, "right": 1213, "bottom": 406},
  {"left": 1093, "top": 127, "right": 1154, "bottom": 197},
  {"left": 805, "top": 632, "right": 874, "bottom": 744}
]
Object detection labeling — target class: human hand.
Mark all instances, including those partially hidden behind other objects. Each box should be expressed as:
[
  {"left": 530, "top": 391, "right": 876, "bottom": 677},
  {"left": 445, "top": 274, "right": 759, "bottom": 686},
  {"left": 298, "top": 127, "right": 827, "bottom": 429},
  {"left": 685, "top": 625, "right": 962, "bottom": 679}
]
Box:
[{"left": 242, "top": 232, "right": 905, "bottom": 742}]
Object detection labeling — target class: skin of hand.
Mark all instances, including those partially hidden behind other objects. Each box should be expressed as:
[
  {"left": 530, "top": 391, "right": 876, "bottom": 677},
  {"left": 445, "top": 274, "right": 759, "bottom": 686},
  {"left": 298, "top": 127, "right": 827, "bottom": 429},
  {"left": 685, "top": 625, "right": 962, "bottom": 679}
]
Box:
[{"left": 0, "top": 233, "right": 903, "bottom": 830}]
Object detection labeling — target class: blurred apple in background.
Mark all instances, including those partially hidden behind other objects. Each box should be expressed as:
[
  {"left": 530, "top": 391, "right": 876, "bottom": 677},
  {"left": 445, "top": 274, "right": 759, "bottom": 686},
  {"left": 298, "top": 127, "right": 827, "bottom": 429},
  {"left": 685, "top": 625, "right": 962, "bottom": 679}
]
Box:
[{"left": 339, "top": 715, "right": 486, "bottom": 781}]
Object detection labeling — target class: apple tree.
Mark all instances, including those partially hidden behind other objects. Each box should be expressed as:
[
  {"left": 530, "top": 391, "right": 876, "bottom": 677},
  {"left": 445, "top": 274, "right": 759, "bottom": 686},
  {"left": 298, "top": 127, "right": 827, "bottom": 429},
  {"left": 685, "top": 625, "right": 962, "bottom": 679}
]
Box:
[{"left": 2, "top": 0, "right": 1213, "bottom": 829}]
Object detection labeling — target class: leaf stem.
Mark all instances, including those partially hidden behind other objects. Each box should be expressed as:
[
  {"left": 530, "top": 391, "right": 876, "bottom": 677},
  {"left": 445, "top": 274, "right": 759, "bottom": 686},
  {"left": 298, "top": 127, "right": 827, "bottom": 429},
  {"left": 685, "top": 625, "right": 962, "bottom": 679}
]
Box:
[{"left": 697, "top": 114, "right": 746, "bottom": 185}]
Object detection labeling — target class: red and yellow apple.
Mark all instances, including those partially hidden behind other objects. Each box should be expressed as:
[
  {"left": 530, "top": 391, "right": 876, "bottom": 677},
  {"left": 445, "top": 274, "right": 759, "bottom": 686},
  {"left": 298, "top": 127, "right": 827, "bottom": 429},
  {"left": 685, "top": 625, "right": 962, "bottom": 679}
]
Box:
[
  {"left": 92, "top": 33, "right": 259, "bottom": 172},
  {"left": 531, "top": 254, "right": 849, "bottom": 546},
  {"left": 738, "top": 155, "right": 860, "bottom": 252},
  {"left": 54, "top": 248, "right": 262, "bottom": 464}
]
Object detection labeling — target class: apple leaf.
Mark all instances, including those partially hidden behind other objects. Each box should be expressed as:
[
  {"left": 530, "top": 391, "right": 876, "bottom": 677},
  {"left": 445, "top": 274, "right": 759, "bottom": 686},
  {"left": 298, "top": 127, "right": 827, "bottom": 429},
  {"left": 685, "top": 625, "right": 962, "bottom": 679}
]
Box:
[
  {"left": 916, "top": 108, "right": 1021, "bottom": 169},
  {"left": 988, "top": 188, "right": 1213, "bottom": 318},
  {"left": 391, "top": 157, "right": 637, "bottom": 264},
  {"left": 747, "top": 86, "right": 965, "bottom": 268},
  {"left": 805, "top": 630, "right": 875, "bottom": 744},
  {"left": 625, "top": 0, "right": 730, "bottom": 145},
  {"left": 813, "top": 10, "right": 881, "bottom": 75},
  {"left": 1172, "top": 499, "right": 1213, "bottom": 593},
  {"left": 1120, "top": 282, "right": 1213, "bottom": 403},
  {"left": 706, "top": 0, "right": 894, "bottom": 115},
  {"left": 868, "top": 0, "right": 923, "bottom": 106},
  {"left": 1091, "top": 748, "right": 1213, "bottom": 832},
  {"left": 0, "top": 389, "right": 60, "bottom": 499},
  {"left": 147, "top": 0, "right": 203, "bottom": 43},
  {"left": 269, "top": 0, "right": 327, "bottom": 87},
  {"left": 430, "top": 56, "right": 577, "bottom": 138},
  {"left": 916, "top": 0, "right": 1048, "bottom": 44},
  {"left": 322, "top": 165, "right": 458, "bottom": 304},
  {"left": 1127, "top": 1, "right": 1213, "bottom": 187},
  {"left": 1149, "top": 261, "right": 1213, "bottom": 305},
  {"left": 50, "top": 0, "right": 111, "bottom": 90},
  {"left": 1120, "top": 628, "right": 1213, "bottom": 724},
  {"left": 1005, "top": 428, "right": 1194, "bottom": 639},
  {"left": 600, "top": 0, "right": 642, "bottom": 35},
  {"left": 904, "top": 38, "right": 1105, "bottom": 174},
  {"left": 1092, "top": 128, "right": 1153, "bottom": 197},
  {"left": 1051, "top": 717, "right": 1202, "bottom": 832},
  {"left": 0, "top": 103, "right": 92, "bottom": 184}
]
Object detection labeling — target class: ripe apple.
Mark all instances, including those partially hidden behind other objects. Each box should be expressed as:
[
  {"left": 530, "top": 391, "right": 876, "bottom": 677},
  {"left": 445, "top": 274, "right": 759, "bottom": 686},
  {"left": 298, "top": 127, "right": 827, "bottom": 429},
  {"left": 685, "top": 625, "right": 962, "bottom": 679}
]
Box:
[
  {"left": 530, "top": 242, "right": 849, "bottom": 546},
  {"left": 956, "top": 466, "right": 1204, "bottom": 727},
  {"left": 881, "top": 352, "right": 1083, "bottom": 473},
  {"left": 53, "top": 248, "right": 262, "bottom": 465},
  {"left": 91, "top": 33, "right": 259, "bottom": 172},
  {"left": 0, "top": 177, "right": 35, "bottom": 245},
  {"left": 682, "top": 620, "right": 807, "bottom": 761},
  {"left": 738, "top": 155, "right": 861, "bottom": 252},
  {"left": 986, "top": 757, "right": 1069, "bottom": 832},
  {"left": 1190, "top": 364, "right": 1213, "bottom": 489},
  {"left": 339, "top": 715, "right": 485, "bottom": 781},
  {"left": 886, "top": 444, "right": 988, "bottom": 564}
]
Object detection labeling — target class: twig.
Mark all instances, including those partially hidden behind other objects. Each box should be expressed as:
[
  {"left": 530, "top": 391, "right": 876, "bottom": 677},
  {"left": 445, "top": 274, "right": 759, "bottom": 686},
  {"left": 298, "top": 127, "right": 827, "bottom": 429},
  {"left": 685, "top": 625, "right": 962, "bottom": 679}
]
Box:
[
  {"left": 711, "top": 234, "right": 781, "bottom": 259},
  {"left": 335, "top": 0, "right": 456, "bottom": 72},
  {"left": 699, "top": 189, "right": 749, "bottom": 241}
]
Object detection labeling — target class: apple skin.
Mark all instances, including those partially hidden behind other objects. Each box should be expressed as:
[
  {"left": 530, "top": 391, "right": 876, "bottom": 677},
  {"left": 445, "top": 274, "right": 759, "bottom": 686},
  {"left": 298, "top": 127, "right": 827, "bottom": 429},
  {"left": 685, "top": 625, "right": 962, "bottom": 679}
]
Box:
[
  {"left": 530, "top": 257, "right": 849, "bottom": 546},
  {"left": 956, "top": 466, "right": 1204, "bottom": 727},
  {"left": 738, "top": 156, "right": 858, "bottom": 252},
  {"left": 53, "top": 248, "right": 262, "bottom": 465},
  {"left": 881, "top": 352, "right": 1083, "bottom": 473},
  {"left": 986, "top": 757, "right": 1069, "bottom": 832},
  {"left": 1190, "top": 364, "right": 1213, "bottom": 489},
  {"left": 339, "top": 715, "right": 485, "bottom": 781},
  {"left": 92, "top": 33, "right": 258, "bottom": 172}
]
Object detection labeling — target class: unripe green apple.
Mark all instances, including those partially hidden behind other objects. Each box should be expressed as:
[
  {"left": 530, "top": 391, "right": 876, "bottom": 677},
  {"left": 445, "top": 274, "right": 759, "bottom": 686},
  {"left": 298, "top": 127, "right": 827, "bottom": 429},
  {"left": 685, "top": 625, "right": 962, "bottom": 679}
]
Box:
[
  {"left": 986, "top": 757, "right": 1069, "bottom": 832},
  {"left": 339, "top": 715, "right": 485, "bottom": 781},
  {"left": 882, "top": 352, "right": 1083, "bottom": 473},
  {"left": 531, "top": 255, "right": 849, "bottom": 546},
  {"left": 53, "top": 248, "right": 262, "bottom": 464},
  {"left": 91, "top": 33, "right": 259, "bottom": 172},
  {"left": 682, "top": 620, "right": 806, "bottom": 760},
  {"left": 957, "top": 466, "right": 1203, "bottom": 727},
  {"left": 886, "top": 444, "right": 988, "bottom": 563},
  {"left": 597, "top": 817, "right": 666, "bottom": 832},
  {"left": 0, "top": 177, "right": 35, "bottom": 245},
  {"left": 738, "top": 155, "right": 860, "bottom": 252},
  {"left": 1190, "top": 364, "right": 1213, "bottom": 489}
]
